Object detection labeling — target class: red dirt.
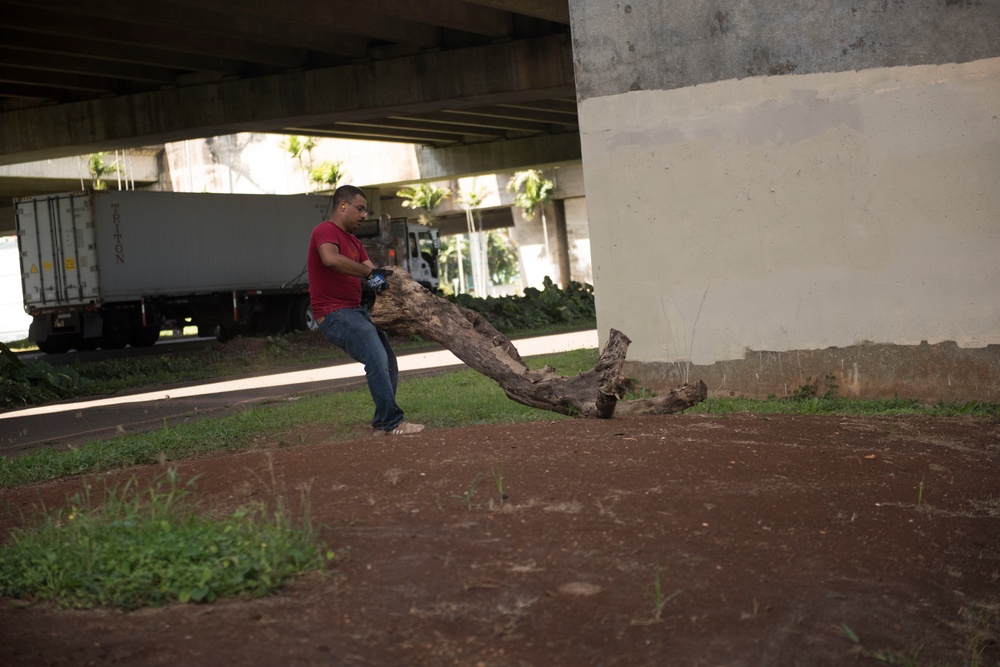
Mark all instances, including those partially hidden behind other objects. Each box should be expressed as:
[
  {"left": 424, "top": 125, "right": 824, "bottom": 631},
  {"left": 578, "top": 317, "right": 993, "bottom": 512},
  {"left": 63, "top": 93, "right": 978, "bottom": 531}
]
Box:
[{"left": 1, "top": 414, "right": 998, "bottom": 666}]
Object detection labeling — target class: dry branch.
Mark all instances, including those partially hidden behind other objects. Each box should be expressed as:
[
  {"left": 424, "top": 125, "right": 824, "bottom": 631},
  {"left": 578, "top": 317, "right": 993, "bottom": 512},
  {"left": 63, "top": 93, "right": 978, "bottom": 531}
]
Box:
[{"left": 371, "top": 269, "right": 704, "bottom": 418}]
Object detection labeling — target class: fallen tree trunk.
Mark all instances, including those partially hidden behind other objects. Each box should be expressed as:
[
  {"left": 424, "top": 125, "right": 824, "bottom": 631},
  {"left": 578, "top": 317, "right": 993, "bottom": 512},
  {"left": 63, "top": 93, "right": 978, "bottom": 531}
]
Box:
[{"left": 370, "top": 270, "right": 706, "bottom": 418}]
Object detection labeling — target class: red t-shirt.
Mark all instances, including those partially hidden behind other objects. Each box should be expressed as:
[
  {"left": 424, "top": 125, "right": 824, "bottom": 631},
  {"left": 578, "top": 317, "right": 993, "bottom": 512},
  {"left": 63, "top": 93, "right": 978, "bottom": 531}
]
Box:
[{"left": 308, "top": 220, "right": 370, "bottom": 318}]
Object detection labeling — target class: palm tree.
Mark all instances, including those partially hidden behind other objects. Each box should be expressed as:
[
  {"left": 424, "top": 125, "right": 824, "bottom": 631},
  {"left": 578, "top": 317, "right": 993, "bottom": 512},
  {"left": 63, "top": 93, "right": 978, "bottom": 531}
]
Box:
[
  {"left": 396, "top": 183, "right": 452, "bottom": 224},
  {"left": 281, "top": 135, "right": 318, "bottom": 190},
  {"left": 87, "top": 152, "right": 117, "bottom": 191},
  {"left": 507, "top": 169, "right": 555, "bottom": 264},
  {"left": 457, "top": 180, "right": 489, "bottom": 295},
  {"left": 309, "top": 161, "right": 345, "bottom": 193}
]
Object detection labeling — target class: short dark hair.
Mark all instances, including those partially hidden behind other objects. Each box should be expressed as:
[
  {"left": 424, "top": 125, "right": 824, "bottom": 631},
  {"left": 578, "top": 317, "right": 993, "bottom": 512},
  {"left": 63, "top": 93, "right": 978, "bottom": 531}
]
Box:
[{"left": 332, "top": 185, "right": 366, "bottom": 208}]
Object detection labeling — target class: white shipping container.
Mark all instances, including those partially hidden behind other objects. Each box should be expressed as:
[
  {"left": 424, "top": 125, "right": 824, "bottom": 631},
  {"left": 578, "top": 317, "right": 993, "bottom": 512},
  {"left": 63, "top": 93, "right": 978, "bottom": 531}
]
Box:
[
  {"left": 17, "top": 191, "right": 331, "bottom": 308},
  {"left": 16, "top": 193, "right": 100, "bottom": 311}
]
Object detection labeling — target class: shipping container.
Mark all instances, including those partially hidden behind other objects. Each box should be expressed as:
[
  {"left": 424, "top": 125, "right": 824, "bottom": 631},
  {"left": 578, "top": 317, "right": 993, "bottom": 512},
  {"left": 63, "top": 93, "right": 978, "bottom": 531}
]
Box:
[{"left": 15, "top": 191, "right": 439, "bottom": 353}]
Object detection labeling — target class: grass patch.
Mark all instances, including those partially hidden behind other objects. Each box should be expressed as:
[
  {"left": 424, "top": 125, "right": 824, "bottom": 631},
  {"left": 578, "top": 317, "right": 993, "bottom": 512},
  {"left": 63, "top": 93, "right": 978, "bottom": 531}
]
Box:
[
  {"left": 0, "top": 468, "right": 331, "bottom": 610},
  {"left": 2, "top": 346, "right": 996, "bottom": 490},
  {"left": 0, "top": 351, "right": 589, "bottom": 489},
  {"left": 3, "top": 338, "right": 36, "bottom": 353},
  {"left": 79, "top": 332, "right": 345, "bottom": 392},
  {"left": 688, "top": 395, "right": 1000, "bottom": 418},
  {"left": 4, "top": 325, "right": 594, "bottom": 409}
]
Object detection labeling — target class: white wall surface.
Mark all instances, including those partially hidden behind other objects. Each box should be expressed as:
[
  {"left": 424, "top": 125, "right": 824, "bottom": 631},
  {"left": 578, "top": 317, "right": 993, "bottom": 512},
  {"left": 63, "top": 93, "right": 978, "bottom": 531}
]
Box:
[
  {"left": 580, "top": 58, "right": 1000, "bottom": 364},
  {"left": 0, "top": 236, "right": 32, "bottom": 342},
  {"left": 163, "top": 134, "right": 420, "bottom": 195},
  {"left": 564, "top": 197, "right": 593, "bottom": 285}
]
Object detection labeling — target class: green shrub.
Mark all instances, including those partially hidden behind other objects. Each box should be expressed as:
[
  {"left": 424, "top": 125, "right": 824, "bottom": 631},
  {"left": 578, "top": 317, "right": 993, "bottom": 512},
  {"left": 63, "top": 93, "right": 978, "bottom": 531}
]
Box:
[
  {"left": 0, "top": 341, "right": 92, "bottom": 408},
  {"left": 450, "top": 277, "right": 596, "bottom": 332},
  {"left": 0, "top": 469, "right": 331, "bottom": 610}
]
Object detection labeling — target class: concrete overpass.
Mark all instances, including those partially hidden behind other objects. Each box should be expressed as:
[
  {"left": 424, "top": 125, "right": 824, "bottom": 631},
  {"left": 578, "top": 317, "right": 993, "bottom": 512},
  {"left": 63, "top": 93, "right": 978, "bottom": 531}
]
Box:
[
  {"left": 0, "top": 0, "right": 581, "bottom": 231},
  {"left": 3, "top": 0, "right": 997, "bottom": 401}
]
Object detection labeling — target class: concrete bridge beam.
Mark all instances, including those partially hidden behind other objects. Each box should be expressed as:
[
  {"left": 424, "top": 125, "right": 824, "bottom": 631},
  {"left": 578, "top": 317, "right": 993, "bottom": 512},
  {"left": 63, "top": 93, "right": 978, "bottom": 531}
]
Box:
[{"left": 0, "top": 34, "right": 574, "bottom": 167}]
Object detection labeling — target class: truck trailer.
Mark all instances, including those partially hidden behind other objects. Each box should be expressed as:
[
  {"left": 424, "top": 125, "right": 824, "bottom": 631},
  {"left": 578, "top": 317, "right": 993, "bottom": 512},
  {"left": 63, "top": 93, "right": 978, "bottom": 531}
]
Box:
[{"left": 15, "top": 190, "right": 440, "bottom": 353}]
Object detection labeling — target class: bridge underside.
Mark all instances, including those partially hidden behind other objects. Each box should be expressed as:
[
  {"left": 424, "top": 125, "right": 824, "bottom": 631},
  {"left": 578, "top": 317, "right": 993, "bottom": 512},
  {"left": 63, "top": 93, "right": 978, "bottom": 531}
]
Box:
[{"left": 0, "top": 0, "right": 580, "bottom": 227}]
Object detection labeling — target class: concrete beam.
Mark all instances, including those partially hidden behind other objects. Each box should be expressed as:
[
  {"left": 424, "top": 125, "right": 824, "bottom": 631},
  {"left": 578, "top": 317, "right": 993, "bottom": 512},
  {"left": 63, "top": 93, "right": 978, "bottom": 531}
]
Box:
[
  {"left": 0, "top": 33, "right": 574, "bottom": 166},
  {"left": 462, "top": 0, "right": 569, "bottom": 25},
  {"left": 155, "top": 0, "right": 439, "bottom": 50},
  {"left": 413, "top": 131, "right": 581, "bottom": 182},
  {"left": 570, "top": 0, "right": 1000, "bottom": 100},
  {"left": 0, "top": 153, "right": 158, "bottom": 182},
  {"left": 0, "top": 152, "right": 161, "bottom": 234}
]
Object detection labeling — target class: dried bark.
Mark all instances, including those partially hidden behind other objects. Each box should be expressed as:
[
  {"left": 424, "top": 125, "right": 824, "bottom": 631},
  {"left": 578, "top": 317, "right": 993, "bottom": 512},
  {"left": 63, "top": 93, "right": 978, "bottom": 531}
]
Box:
[{"left": 371, "top": 270, "right": 705, "bottom": 418}]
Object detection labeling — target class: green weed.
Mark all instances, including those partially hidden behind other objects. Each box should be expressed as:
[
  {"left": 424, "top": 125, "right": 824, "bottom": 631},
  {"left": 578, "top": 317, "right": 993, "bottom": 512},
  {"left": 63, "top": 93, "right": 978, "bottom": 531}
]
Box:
[
  {"left": 491, "top": 462, "right": 506, "bottom": 507},
  {"left": 460, "top": 476, "right": 481, "bottom": 510},
  {"left": 649, "top": 559, "right": 682, "bottom": 622},
  {"left": 841, "top": 624, "right": 923, "bottom": 665},
  {"left": 0, "top": 469, "right": 331, "bottom": 610}
]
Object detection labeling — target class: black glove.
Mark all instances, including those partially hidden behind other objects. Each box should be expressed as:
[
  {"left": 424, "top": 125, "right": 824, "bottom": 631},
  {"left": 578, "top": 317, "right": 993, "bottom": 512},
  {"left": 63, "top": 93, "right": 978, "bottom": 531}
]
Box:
[
  {"left": 360, "top": 283, "right": 376, "bottom": 312},
  {"left": 365, "top": 267, "right": 394, "bottom": 294}
]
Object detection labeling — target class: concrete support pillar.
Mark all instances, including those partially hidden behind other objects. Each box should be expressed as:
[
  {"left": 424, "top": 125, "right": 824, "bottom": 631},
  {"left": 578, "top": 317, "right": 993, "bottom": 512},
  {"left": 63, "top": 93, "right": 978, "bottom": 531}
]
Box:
[
  {"left": 570, "top": 0, "right": 1000, "bottom": 400},
  {"left": 552, "top": 199, "right": 571, "bottom": 288}
]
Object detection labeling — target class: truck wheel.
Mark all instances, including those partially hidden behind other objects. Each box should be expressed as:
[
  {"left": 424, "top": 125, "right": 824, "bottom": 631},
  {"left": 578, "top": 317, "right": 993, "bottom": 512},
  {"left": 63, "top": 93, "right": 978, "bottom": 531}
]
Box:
[
  {"left": 290, "top": 295, "right": 317, "bottom": 331},
  {"left": 131, "top": 306, "right": 162, "bottom": 347},
  {"left": 216, "top": 322, "right": 239, "bottom": 342},
  {"left": 76, "top": 337, "right": 100, "bottom": 351},
  {"left": 100, "top": 313, "right": 130, "bottom": 349},
  {"left": 130, "top": 325, "right": 161, "bottom": 347},
  {"left": 36, "top": 335, "right": 73, "bottom": 354}
]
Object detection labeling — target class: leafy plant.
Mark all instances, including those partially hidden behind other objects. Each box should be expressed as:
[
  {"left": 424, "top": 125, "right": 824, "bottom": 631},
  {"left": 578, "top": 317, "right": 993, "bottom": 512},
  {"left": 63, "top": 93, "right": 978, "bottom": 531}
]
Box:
[
  {"left": 0, "top": 341, "right": 92, "bottom": 407},
  {"left": 87, "top": 152, "right": 118, "bottom": 191},
  {"left": 281, "top": 135, "right": 335, "bottom": 192},
  {"left": 396, "top": 183, "right": 452, "bottom": 224},
  {"left": 266, "top": 335, "right": 289, "bottom": 355},
  {"left": 0, "top": 469, "right": 331, "bottom": 610},
  {"left": 281, "top": 135, "right": 316, "bottom": 171},
  {"left": 487, "top": 229, "right": 520, "bottom": 286},
  {"left": 309, "top": 160, "right": 344, "bottom": 192},
  {"left": 507, "top": 169, "right": 554, "bottom": 221},
  {"left": 449, "top": 277, "right": 596, "bottom": 333}
]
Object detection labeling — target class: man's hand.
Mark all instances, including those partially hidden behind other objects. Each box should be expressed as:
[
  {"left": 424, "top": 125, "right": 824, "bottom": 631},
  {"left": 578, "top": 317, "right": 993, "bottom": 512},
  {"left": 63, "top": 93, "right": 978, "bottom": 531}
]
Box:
[{"left": 366, "top": 267, "right": 394, "bottom": 294}]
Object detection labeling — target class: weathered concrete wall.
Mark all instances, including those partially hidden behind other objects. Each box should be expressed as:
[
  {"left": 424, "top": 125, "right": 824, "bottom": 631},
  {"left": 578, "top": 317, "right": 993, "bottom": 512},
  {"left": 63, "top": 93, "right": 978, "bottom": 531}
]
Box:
[
  {"left": 571, "top": 0, "right": 1000, "bottom": 100},
  {"left": 570, "top": 1, "right": 1000, "bottom": 399},
  {"left": 629, "top": 341, "right": 1000, "bottom": 403}
]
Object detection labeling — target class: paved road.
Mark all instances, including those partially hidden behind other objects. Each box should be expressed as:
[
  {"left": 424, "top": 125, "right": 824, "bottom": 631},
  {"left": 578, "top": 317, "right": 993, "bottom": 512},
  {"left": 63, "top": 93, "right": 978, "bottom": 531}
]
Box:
[{"left": 0, "top": 331, "right": 599, "bottom": 456}]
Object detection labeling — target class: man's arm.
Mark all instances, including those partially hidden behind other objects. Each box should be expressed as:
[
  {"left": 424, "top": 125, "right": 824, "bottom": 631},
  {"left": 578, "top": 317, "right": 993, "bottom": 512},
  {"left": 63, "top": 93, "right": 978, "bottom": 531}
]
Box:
[{"left": 318, "top": 242, "right": 375, "bottom": 276}]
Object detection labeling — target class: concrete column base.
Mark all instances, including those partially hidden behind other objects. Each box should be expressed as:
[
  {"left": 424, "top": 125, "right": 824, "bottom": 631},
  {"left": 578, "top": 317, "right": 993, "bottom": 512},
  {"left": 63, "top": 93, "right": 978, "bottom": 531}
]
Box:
[{"left": 626, "top": 341, "right": 1000, "bottom": 403}]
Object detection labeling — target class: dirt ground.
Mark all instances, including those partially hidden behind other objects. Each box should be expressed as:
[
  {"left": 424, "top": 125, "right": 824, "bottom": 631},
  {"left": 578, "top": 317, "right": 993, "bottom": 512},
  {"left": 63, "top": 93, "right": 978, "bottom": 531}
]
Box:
[{"left": 1, "top": 413, "right": 998, "bottom": 667}]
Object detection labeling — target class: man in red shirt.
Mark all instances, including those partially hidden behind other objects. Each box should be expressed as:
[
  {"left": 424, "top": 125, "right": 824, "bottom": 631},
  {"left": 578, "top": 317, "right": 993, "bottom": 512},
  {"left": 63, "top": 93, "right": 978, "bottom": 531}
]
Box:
[{"left": 308, "top": 184, "right": 424, "bottom": 436}]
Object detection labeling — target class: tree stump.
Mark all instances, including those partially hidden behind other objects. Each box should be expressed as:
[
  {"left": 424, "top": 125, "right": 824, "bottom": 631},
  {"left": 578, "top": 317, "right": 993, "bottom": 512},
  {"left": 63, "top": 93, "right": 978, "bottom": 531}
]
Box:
[{"left": 371, "top": 269, "right": 706, "bottom": 418}]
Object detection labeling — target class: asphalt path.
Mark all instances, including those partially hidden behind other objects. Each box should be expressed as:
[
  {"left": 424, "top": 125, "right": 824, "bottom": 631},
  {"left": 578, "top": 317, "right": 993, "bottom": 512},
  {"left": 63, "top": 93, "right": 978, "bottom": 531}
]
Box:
[{"left": 0, "top": 330, "right": 599, "bottom": 457}]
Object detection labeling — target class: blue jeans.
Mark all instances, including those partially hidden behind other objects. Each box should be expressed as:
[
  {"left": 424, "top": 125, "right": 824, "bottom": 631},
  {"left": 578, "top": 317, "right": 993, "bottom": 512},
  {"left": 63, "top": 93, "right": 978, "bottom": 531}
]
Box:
[{"left": 319, "top": 307, "right": 404, "bottom": 431}]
